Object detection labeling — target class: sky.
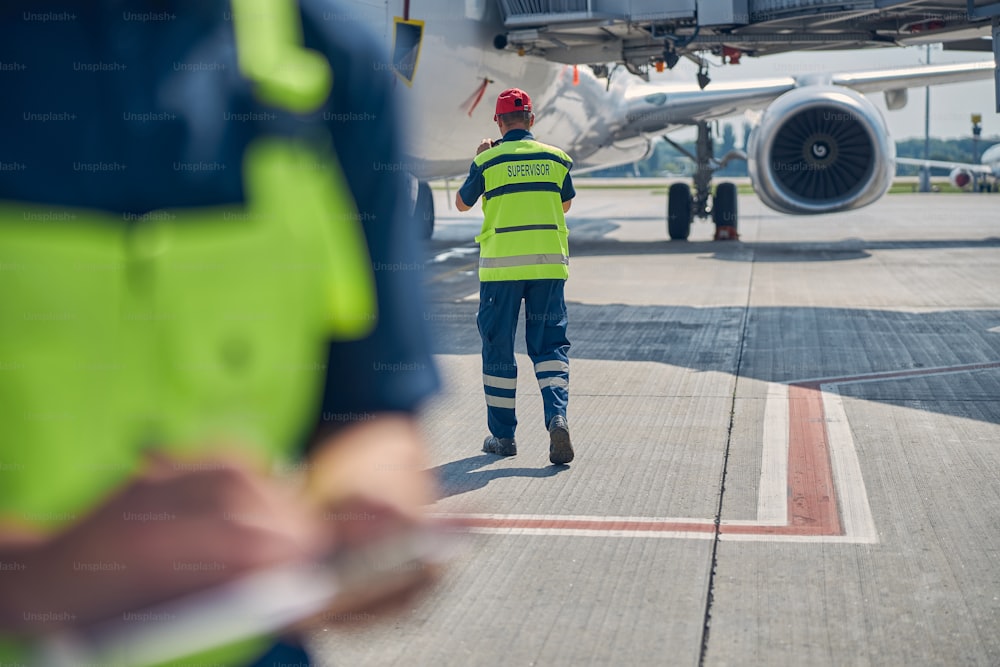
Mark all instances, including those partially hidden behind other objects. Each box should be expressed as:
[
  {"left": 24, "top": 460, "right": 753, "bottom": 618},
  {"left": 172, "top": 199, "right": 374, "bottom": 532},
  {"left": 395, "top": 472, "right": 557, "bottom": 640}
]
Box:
[{"left": 648, "top": 44, "right": 998, "bottom": 145}]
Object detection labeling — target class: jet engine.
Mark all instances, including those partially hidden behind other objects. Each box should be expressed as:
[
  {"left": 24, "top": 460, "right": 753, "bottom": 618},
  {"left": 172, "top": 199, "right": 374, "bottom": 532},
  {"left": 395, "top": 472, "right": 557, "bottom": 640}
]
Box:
[
  {"left": 747, "top": 87, "right": 895, "bottom": 215},
  {"left": 949, "top": 167, "right": 974, "bottom": 190}
]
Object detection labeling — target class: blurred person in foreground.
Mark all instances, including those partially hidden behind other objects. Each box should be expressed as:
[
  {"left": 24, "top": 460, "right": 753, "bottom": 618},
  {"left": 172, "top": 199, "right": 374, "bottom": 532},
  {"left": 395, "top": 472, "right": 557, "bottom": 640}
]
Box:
[{"left": 0, "top": 0, "right": 440, "bottom": 665}]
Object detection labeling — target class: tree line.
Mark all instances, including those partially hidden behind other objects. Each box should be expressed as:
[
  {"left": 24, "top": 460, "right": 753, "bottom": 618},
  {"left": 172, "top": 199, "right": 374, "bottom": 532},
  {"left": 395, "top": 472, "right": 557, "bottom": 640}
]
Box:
[{"left": 585, "top": 124, "right": 999, "bottom": 178}]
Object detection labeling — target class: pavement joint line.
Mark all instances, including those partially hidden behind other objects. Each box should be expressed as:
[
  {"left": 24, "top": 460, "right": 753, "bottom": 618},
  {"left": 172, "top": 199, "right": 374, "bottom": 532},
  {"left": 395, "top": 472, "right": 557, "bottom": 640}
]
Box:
[
  {"left": 779, "top": 361, "right": 1000, "bottom": 388},
  {"left": 698, "top": 273, "right": 751, "bottom": 667},
  {"left": 434, "top": 361, "right": 1000, "bottom": 544}
]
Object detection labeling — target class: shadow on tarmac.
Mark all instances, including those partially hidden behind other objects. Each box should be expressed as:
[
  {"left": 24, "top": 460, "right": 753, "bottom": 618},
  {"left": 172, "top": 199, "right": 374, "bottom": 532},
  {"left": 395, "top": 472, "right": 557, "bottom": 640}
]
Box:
[
  {"left": 566, "top": 234, "right": 1000, "bottom": 264},
  {"left": 422, "top": 222, "right": 1000, "bottom": 428},
  {"left": 428, "top": 454, "right": 568, "bottom": 499},
  {"left": 425, "top": 301, "right": 1000, "bottom": 426},
  {"left": 423, "top": 226, "right": 1000, "bottom": 279}
]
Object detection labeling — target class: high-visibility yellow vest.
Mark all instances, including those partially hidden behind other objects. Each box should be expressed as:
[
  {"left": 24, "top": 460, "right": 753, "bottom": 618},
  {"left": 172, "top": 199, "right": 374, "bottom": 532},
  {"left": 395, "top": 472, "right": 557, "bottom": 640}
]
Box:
[
  {"left": 0, "top": 0, "right": 376, "bottom": 664},
  {"left": 473, "top": 139, "right": 572, "bottom": 282}
]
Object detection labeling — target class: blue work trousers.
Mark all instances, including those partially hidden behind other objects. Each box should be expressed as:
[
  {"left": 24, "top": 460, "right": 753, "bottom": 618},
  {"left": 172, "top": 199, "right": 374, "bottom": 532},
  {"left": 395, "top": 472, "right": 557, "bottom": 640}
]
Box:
[{"left": 477, "top": 279, "right": 570, "bottom": 439}]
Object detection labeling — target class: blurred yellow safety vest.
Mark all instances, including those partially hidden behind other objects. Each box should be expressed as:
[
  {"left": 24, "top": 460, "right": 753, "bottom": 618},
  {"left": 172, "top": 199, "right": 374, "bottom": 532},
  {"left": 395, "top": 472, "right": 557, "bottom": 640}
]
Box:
[{"left": 0, "top": 0, "right": 375, "bottom": 664}]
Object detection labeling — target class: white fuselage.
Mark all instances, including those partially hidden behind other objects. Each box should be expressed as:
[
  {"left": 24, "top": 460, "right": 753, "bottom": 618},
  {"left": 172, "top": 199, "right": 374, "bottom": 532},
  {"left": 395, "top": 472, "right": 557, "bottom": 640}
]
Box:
[
  {"left": 354, "top": 0, "right": 651, "bottom": 179},
  {"left": 980, "top": 144, "right": 1000, "bottom": 178},
  {"left": 352, "top": 2, "right": 997, "bottom": 191}
]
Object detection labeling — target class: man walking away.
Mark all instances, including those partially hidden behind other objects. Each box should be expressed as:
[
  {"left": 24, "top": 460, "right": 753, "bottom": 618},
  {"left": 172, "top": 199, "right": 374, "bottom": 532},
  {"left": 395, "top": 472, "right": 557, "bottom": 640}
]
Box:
[{"left": 455, "top": 88, "right": 575, "bottom": 465}]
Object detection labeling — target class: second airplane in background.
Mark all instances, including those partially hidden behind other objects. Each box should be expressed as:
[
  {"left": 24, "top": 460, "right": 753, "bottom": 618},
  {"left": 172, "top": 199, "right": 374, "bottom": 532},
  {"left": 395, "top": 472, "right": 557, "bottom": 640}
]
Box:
[{"left": 898, "top": 143, "right": 1000, "bottom": 192}]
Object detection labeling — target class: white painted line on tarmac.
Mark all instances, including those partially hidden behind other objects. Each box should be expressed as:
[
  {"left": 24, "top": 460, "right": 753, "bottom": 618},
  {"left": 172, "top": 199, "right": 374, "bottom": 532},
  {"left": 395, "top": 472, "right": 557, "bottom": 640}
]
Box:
[
  {"left": 757, "top": 382, "right": 789, "bottom": 526},
  {"left": 430, "top": 246, "right": 478, "bottom": 263},
  {"left": 821, "top": 384, "right": 879, "bottom": 544},
  {"left": 433, "top": 362, "right": 1000, "bottom": 544}
]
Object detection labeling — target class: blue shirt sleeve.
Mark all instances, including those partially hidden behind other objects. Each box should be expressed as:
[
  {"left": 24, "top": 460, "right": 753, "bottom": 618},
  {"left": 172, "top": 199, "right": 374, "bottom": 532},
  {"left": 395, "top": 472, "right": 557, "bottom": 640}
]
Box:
[
  {"left": 561, "top": 171, "right": 576, "bottom": 203},
  {"left": 458, "top": 162, "right": 485, "bottom": 207},
  {"left": 302, "top": 0, "right": 439, "bottom": 436}
]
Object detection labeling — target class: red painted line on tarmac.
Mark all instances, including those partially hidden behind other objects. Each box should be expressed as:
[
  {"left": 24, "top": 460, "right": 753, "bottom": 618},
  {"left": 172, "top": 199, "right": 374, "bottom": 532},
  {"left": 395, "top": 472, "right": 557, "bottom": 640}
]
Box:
[
  {"left": 462, "top": 379, "right": 845, "bottom": 537},
  {"left": 450, "top": 362, "right": 1000, "bottom": 538},
  {"left": 781, "top": 384, "right": 842, "bottom": 535},
  {"left": 456, "top": 516, "right": 839, "bottom": 536},
  {"left": 458, "top": 516, "right": 717, "bottom": 533},
  {"left": 722, "top": 523, "right": 839, "bottom": 536}
]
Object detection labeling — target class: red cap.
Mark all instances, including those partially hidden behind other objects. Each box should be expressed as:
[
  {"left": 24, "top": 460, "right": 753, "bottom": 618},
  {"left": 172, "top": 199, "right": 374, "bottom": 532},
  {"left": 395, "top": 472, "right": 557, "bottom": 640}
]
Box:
[{"left": 494, "top": 88, "right": 532, "bottom": 121}]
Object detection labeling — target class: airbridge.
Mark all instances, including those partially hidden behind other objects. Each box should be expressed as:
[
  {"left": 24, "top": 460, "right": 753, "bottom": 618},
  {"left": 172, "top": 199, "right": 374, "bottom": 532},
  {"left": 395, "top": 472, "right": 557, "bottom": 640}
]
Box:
[{"left": 494, "top": 0, "right": 1000, "bottom": 109}]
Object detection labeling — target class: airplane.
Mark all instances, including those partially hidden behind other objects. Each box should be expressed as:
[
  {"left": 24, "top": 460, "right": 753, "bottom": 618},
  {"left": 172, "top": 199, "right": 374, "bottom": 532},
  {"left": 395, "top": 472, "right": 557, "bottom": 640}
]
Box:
[
  {"left": 344, "top": 2, "right": 996, "bottom": 240},
  {"left": 897, "top": 143, "right": 1000, "bottom": 192}
]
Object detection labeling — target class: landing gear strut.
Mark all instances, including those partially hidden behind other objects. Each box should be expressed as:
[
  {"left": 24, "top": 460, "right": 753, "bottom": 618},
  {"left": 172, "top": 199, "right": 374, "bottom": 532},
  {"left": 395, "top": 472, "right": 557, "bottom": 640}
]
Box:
[{"left": 664, "top": 121, "right": 743, "bottom": 241}]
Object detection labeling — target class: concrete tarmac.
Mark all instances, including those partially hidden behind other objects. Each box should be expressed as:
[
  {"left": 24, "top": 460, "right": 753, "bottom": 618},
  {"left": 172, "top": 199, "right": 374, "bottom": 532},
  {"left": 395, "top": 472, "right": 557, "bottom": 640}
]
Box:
[{"left": 312, "top": 186, "right": 1000, "bottom": 666}]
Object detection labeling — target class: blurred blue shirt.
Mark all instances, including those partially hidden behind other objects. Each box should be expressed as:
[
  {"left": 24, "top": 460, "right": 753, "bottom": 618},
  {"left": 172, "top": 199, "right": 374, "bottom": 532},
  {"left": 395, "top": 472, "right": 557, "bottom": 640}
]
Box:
[{"left": 0, "top": 0, "right": 439, "bottom": 443}]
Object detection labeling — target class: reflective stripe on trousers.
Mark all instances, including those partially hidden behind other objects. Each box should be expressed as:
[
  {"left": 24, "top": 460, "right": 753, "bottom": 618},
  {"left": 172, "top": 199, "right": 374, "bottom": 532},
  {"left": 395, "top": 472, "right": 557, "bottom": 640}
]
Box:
[{"left": 477, "top": 279, "right": 569, "bottom": 439}]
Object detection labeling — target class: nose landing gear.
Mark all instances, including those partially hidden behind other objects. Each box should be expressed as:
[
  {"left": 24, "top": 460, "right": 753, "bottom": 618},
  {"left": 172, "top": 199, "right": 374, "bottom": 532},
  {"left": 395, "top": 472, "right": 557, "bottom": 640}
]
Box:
[{"left": 664, "top": 121, "right": 743, "bottom": 241}]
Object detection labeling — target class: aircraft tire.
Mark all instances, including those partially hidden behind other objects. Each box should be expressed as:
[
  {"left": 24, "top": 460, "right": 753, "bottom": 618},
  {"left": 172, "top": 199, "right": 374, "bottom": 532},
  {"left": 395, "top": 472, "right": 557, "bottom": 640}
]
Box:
[
  {"left": 416, "top": 181, "right": 434, "bottom": 240},
  {"left": 712, "top": 182, "right": 738, "bottom": 239},
  {"left": 667, "top": 182, "right": 692, "bottom": 241}
]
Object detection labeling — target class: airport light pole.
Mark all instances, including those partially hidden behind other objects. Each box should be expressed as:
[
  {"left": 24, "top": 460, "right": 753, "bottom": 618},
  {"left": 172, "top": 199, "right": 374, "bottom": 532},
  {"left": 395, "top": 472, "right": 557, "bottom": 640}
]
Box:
[
  {"left": 919, "top": 44, "right": 932, "bottom": 193},
  {"left": 972, "top": 113, "right": 983, "bottom": 191},
  {"left": 972, "top": 113, "right": 982, "bottom": 163}
]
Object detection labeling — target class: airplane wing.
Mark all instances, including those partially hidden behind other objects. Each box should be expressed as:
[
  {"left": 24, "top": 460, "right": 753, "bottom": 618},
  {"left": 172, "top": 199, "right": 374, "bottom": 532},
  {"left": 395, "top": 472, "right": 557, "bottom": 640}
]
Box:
[
  {"left": 829, "top": 61, "right": 998, "bottom": 94},
  {"left": 617, "top": 61, "right": 996, "bottom": 136}
]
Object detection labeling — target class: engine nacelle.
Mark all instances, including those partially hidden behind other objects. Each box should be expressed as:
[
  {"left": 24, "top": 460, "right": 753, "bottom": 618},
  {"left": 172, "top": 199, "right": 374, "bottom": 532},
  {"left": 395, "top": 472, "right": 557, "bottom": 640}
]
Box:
[
  {"left": 747, "top": 87, "right": 895, "bottom": 215},
  {"left": 949, "top": 167, "right": 974, "bottom": 190}
]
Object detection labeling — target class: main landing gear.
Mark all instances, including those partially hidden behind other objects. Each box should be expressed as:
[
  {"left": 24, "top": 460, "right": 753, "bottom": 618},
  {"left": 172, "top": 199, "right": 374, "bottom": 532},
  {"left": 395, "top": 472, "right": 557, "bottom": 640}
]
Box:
[
  {"left": 414, "top": 180, "right": 435, "bottom": 240},
  {"left": 407, "top": 175, "right": 436, "bottom": 240},
  {"left": 664, "top": 121, "right": 743, "bottom": 241}
]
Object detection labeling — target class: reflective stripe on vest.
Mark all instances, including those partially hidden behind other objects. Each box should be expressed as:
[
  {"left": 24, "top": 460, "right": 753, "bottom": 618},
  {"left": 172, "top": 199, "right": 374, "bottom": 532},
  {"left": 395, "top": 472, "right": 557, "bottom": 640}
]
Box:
[
  {"left": 479, "top": 254, "right": 569, "bottom": 269},
  {"left": 473, "top": 140, "right": 572, "bottom": 282}
]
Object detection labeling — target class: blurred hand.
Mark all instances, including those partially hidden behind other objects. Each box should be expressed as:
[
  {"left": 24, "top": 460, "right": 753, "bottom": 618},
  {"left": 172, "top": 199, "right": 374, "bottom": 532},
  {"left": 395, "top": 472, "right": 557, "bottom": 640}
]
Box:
[
  {"left": 302, "top": 414, "right": 441, "bottom": 624},
  {"left": 1, "top": 452, "right": 325, "bottom": 635},
  {"left": 1, "top": 416, "right": 443, "bottom": 638}
]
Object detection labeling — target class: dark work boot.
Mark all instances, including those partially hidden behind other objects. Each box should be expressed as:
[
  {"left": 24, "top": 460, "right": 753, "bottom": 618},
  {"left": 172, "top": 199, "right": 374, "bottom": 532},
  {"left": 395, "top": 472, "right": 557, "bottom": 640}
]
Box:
[
  {"left": 483, "top": 435, "right": 517, "bottom": 456},
  {"left": 548, "top": 416, "right": 574, "bottom": 465}
]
